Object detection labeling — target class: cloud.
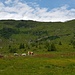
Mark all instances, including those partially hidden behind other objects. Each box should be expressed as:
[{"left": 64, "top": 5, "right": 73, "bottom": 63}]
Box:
[{"left": 0, "top": 0, "right": 75, "bottom": 22}]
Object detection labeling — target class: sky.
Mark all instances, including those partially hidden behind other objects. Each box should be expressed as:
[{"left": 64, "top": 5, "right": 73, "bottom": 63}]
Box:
[{"left": 0, "top": 0, "right": 75, "bottom": 22}]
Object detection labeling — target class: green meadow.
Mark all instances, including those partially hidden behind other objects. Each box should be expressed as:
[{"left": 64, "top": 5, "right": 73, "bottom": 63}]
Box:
[
  {"left": 0, "top": 20, "right": 75, "bottom": 75},
  {"left": 1, "top": 53, "right": 75, "bottom": 75}
]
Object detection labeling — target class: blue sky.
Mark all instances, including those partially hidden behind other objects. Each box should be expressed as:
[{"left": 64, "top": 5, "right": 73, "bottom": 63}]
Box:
[
  {"left": 24, "top": 0, "right": 75, "bottom": 9},
  {"left": 16, "top": 0, "right": 75, "bottom": 10},
  {"left": 0, "top": 0, "right": 75, "bottom": 22}
]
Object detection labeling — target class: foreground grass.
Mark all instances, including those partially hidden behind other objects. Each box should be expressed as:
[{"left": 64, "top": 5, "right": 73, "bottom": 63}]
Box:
[{"left": 0, "top": 53, "right": 75, "bottom": 75}]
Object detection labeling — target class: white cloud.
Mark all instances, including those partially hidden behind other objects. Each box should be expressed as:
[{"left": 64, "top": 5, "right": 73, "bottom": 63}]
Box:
[{"left": 0, "top": 0, "right": 75, "bottom": 22}]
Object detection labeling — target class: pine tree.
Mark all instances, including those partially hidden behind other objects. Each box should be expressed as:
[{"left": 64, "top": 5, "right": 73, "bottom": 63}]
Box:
[
  {"left": 51, "top": 43, "right": 56, "bottom": 51},
  {"left": 19, "top": 43, "right": 25, "bottom": 49},
  {"left": 59, "top": 41, "right": 62, "bottom": 45},
  {"left": 8, "top": 45, "right": 11, "bottom": 49},
  {"left": 9, "top": 48, "right": 17, "bottom": 53}
]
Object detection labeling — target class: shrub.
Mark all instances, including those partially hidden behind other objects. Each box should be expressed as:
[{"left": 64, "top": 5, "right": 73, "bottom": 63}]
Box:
[
  {"left": 59, "top": 41, "right": 62, "bottom": 45},
  {"left": 19, "top": 43, "right": 25, "bottom": 49},
  {"left": 9, "top": 48, "right": 17, "bottom": 53},
  {"left": 51, "top": 43, "right": 57, "bottom": 51}
]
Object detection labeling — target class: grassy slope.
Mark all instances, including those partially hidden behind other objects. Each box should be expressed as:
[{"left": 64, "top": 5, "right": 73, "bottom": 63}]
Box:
[
  {"left": 0, "top": 20, "right": 75, "bottom": 52},
  {"left": 0, "top": 20, "right": 75, "bottom": 75}
]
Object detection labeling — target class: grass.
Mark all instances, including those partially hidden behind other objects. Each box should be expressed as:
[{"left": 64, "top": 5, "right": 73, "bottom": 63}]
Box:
[
  {"left": 0, "top": 53, "right": 75, "bottom": 75},
  {"left": 0, "top": 20, "right": 75, "bottom": 75},
  {"left": 0, "top": 20, "right": 75, "bottom": 53}
]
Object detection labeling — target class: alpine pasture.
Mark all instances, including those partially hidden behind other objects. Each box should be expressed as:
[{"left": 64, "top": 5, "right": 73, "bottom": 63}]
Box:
[{"left": 0, "top": 20, "right": 75, "bottom": 75}]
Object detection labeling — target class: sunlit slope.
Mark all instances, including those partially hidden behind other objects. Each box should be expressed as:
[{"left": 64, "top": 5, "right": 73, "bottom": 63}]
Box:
[{"left": 0, "top": 20, "right": 75, "bottom": 52}]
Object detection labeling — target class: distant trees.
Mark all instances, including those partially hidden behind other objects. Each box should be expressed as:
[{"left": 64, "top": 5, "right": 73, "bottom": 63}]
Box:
[
  {"left": 16, "top": 21, "right": 35, "bottom": 28},
  {"left": 8, "top": 45, "right": 11, "bottom": 49},
  {"left": 9, "top": 43, "right": 25, "bottom": 53},
  {"left": 45, "top": 42, "right": 57, "bottom": 51},
  {"left": 19, "top": 43, "right": 25, "bottom": 49},
  {"left": 50, "top": 43, "right": 57, "bottom": 51},
  {"left": 59, "top": 41, "right": 62, "bottom": 45},
  {"left": 71, "top": 40, "right": 75, "bottom": 48},
  {"left": 8, "top": 45, "right": 17, "bottom": 53},
  {"left": 9, "top": 48, "right": 17, "bottom": 53},
  {"left": 0, "top": 27, "right": 19, "bottom": 39}
]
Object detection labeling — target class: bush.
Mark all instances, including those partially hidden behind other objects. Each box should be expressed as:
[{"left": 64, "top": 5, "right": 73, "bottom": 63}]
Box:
[
  {"left": 0, "top": 27, "right": 19, "bottom": 39},
  {"left": 51, "top": 43, "right": 57, "bottom": 51},
  {"left": 19, "top": 43, "right": 25, "bottom": 49},
  {"left": 59, "top": 41, "right": 62, "bottom": 45},
  {"left": 9, "top": 48, "right": 17, "bottom": 53}
]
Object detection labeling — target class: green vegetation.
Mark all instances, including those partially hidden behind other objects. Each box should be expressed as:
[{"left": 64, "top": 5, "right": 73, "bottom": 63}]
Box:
[
  {"left": 0, "top": 20, "right": 75, "bottom": 53},
  {"left": 19, "top": 43, "right": 25, "bottom": 49},
  {"left": 0, "top": 20, "right": 75, "bottom": 75},
  {"left": 0, "top": 54, "right": 75, "bottom": 75}
]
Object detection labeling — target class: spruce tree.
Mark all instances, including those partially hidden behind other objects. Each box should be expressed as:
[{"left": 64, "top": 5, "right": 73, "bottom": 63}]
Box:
[
  {"left": 19, "top": 43, "right": 25, "bottom": 49},
  {"left": 59, "top": 41, "right": 62, "bottom": 45},
  {"left": 51, "top": 43, "right": 56, "bottom": 51}
]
